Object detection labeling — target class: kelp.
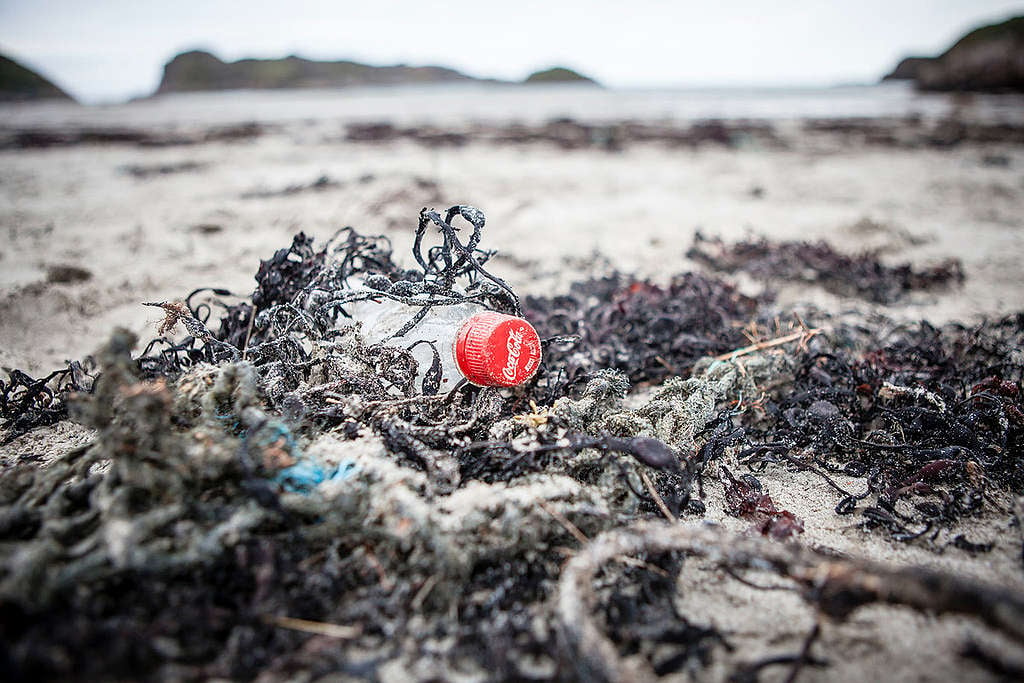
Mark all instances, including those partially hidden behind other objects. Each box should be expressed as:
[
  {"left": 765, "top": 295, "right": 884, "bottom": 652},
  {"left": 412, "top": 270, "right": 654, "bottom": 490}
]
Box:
[{"left": 1, "top": 207, "right": 1022, "bottom": 681}]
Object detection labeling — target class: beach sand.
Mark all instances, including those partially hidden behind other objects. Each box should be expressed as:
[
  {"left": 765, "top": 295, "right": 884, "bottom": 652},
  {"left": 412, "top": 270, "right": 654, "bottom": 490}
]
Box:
[
  {"left": 2, "top": 128, "right": 1021, "bottom": 373},
  {"left": 2, "top": 122, "right": 1023, "bottom": 681}
]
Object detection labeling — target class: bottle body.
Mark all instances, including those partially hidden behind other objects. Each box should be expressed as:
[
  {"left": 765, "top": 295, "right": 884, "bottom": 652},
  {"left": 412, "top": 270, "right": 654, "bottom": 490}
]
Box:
[
  {"left": 335, "top": 276, "right": 543, "bottom": 392},
  {"left": 345, "top": 294, "right": 486, "bottom": 392}
]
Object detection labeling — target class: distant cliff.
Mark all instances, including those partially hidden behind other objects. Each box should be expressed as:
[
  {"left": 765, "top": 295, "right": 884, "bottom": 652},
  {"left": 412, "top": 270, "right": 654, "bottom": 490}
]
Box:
[
  {"left": 156, "top": 50, "right": 485, "bottom": 94},
  {"left": 0, "top": 54, "right": 74, "bottom": 102},
  {"left": 881, "top": 56, "right": 936, "bottom": 82},
  {"left": 882, "top": 16, "right": 1024, "bottom": 91},
  {"left": 524, "top": 67, "right": 599, "bottom": 85}
]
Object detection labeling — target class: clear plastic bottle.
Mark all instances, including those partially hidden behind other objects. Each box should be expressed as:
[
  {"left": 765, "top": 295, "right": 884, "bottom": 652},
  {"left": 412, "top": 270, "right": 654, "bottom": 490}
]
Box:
[{"left": 343, "top": 288, "right": 542, "bottom": 392}]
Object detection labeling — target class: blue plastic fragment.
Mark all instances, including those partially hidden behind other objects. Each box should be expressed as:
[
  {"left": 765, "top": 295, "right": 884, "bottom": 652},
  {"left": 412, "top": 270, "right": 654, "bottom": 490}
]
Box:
[
  {"left": 275, "top": 457, "right": 359, "bottom": 494},
  {"left": 333, "top": 459, "right": 359, "bottom": 481},
  {"left": 275, "top": 458, "right": 327, "bottom": 493},
  {"left": 241, "top": 418, "right": 359, "bottom": 494}
]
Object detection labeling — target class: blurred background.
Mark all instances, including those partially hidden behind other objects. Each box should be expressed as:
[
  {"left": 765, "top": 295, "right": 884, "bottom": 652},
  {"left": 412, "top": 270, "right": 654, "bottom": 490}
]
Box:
[
  {"left": 1, "top": 0, "right": 1023, "bottom": 372},
  {"left": 3, "top": 0, "right": 1024, "bottom": 102}
]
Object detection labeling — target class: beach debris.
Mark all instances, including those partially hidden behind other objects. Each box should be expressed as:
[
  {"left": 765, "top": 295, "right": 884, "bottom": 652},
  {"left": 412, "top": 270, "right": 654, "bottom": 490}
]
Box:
[
  {"left": 687, "top": 232, "right": 964, "bottom": 303},
  {"left": 0, "top": 122, "right": 265, "bottom": 150},
  {"left": 1, "top": 207, "right": 1022, "bottom": 680},
  {"left": 240, "top": 173, "right": 340, "bottom": 199},
  {"left": 557, "top": 521, "right": 1024, "bottom": 683},
  {"left": 345, "top": 296, "right": 543, "bottom": 391},
  {"left": 189, "top": 222, "right": 224, "bottom": 234},
  {"left": 720, "top": 466, "right": 804, "bottom": 539},
  {"left": 44, "top": 264, "right": 93, "bottom": 284},
  {"left": 119, "top": 160, "right": 206, "bottom": 178}
]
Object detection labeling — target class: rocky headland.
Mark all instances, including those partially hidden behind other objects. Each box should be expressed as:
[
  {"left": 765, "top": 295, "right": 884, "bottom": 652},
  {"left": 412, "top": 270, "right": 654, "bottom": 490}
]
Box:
[
  {"left": 0, "top": 54, "right": 74, "bottom": 102},
  {"left": 881, "top": 56, "right": 935, "bottom": 82},
  {"left": 155, "top": 50, "right": 485, "bottom": 94},
  {"left": 154, "top": 50, "right": 601, "bottom": 95},
  {"left": 883, "top": 15, "right": 1024, "bottom": 91}
]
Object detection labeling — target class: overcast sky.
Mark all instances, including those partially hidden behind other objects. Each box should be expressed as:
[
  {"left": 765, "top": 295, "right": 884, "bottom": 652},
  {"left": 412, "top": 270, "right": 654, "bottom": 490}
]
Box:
[{"left": 2, "top": 0, "right": 1022, "bottom": 103}]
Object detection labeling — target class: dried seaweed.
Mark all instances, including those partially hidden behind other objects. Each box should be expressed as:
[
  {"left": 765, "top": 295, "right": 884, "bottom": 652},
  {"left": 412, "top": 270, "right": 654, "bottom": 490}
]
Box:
[
  {"left": 556, "top": 521, "right": 1024, "bottom": 683},
  {"left": 688, "top": 232, "right": 964, "bottom": 303},
  {"left": 523, "top": 274, "right": 759, "bottom": 392},
  {"left": 739, "top": 315, "right": 1024, "bottom": 541},
  {"left": 0, "top": 362, "right": 95, "bottom": 444},
  {"left": 720, "top": 466, "right": 804, "bottom": 540},
  {"left": 119, "top": 161, "right": 206, "bottom": 178},
  {"left": 345, "top": 118, "right": 784, "bottom": 151},
  {"left": 0, "top": 123, "right": 264, "bottom": 150},
  {"left": 239, "top": 174, "right": 340, "bottom": 199},
  {"left": 44, "top": 265, "right": 92, "bottom": 284},
  {"left": 2, "top": 207, "right": 1023, "bottom": 681}
]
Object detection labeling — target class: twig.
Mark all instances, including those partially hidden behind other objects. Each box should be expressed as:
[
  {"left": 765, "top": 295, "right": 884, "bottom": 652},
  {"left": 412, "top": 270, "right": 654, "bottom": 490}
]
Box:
[
  {"left": 638, "top": 470, "right": 675, "bottom": 522},
  {"left": 537, "top": 499, "right": 589, "bottom": 545},
  {"left": 654, "top": 355, "right": 677, "bottom": 373},
  {"left": 262, "top": 615, "right": 360, "bottom": 639},
  {"left": 241, "top": 305, "right": 257, "bottom": 361},
  {"left": 411, "top": 574, "right": 439, "bottom": 611},
  {"left": 324, "top": 392, "right": 448, "bottom": 407},
  {"left": 712, "top": 328, "right": 822, "bottom": 362}
]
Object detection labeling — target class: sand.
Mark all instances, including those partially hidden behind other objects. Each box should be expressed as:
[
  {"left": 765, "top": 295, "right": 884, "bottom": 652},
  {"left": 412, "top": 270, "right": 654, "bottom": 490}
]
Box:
[
  {"left": 1, "top": 122, "right": 1023, "bottom": 681},
  {"left": 2, "top": 130, "right": 1022, "bottom": 373}
]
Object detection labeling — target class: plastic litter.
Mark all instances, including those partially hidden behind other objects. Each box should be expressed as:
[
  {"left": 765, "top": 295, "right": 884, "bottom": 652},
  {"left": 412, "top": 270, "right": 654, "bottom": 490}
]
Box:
[
  {"left": 343, "top": 284, "right": 542, "bottom": 390},
  {"left": 275, "top": 456, "right": 357, "bottom": 493}
]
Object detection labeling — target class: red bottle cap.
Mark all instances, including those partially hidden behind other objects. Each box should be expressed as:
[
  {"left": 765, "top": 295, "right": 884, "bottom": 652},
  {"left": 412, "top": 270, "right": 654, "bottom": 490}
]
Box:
[{"left": 454, "top": 312, "right": 542, "bottom": 387}]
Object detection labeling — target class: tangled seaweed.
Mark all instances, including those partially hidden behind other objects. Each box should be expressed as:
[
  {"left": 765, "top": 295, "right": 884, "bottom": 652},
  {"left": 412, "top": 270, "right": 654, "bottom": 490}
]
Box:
[
  {"left": 523, "top": 273, "right": 760, "bottom": 392},
  {"left": 557, "top": 521, "right": 1024, "bottom": 683},
  {"left": 687, "top": 232, "right": 964, "bottom": 303},
  {"left": 740, "top": 316, "right": 1024, "bottom": 544},
  {"left": 0, "top": 362, "right": 95, "bottom": 445},
  {"left": 2, "top": 206, "right": 1023, "bottom": 680}
]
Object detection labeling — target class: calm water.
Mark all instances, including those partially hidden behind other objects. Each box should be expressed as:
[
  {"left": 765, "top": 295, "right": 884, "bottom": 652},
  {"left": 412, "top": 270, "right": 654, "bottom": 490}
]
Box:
[{"left": 2, "top": 81, "right": 1023, "bottom": 129}]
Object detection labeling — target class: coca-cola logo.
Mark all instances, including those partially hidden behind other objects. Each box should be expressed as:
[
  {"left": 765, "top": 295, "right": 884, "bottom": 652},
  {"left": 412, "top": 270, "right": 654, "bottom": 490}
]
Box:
[{"left": 502, "top": 327, "right": 525, "bottom": 382}]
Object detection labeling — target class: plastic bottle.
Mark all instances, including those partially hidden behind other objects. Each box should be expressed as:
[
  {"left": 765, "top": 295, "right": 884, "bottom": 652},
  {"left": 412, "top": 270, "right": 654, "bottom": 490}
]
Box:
[{"left": 343, "top": 288, "right": 542, "bottom": 392}]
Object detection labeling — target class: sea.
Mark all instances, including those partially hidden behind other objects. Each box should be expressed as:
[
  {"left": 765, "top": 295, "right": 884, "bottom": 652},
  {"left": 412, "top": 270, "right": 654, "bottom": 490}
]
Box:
[{"left": 2, "top": 81, "right": 1023, "bottom": 130}]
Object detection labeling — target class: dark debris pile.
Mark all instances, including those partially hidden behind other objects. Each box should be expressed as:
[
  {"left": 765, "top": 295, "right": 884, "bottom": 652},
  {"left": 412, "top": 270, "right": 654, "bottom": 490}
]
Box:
[
  {"left": 0, "top": 123, "right": 264, "bottom": 150},
  {"left": 345, "top": 118, "right": 783, "bottom": 151},
  {"left": 1, "top": 207, "right": 1023, "bottom": 681},
  {"left": 741, "top": 316, "right": 1024, "bottom": 545},
  {"left": 523, "top": 273, "right": 759, "bottom": 391},
  {"left": 0, "top": 362, "right": 95, "bottom": 445},
  {"left": 688, "top": 232, "right": 964, "bottom": 303}
]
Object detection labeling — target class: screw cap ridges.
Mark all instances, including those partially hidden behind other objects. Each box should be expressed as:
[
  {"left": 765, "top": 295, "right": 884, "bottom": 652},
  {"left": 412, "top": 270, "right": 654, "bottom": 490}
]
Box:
[{"left": 454, "top": 312, "right": 542, "bottom": 387}]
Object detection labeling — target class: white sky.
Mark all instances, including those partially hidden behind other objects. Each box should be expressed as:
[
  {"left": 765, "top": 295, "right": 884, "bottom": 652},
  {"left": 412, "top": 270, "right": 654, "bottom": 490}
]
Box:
[{"left": 1, "top": 0, "right": 1022, "bottom": 103}]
